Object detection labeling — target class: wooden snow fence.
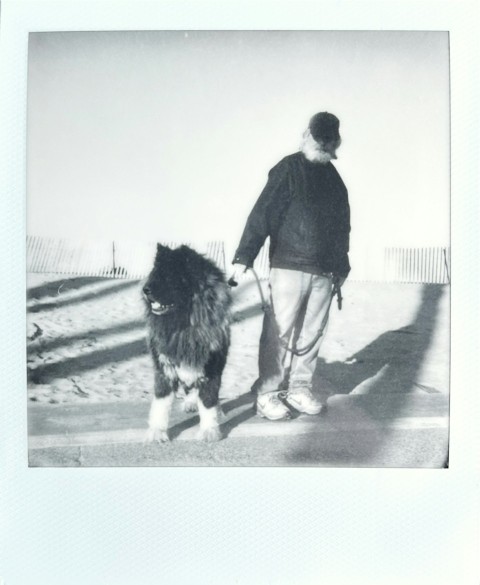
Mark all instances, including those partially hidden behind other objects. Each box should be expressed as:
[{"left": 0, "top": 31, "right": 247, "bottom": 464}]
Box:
[
  {"left": 383, "top": 247, "right": 450, "bottom": 284},
  {"left": 26, "top": 236, "right": 450, "bottom": 284},
  {"left": 26, "top": 236, "right": 227, "bottom": 279}
]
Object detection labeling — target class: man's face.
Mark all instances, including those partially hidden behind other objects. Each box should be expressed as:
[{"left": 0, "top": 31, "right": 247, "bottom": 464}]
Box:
[
  {"left": 301, "top": 130, "right": 341, "bottom": 163},
  {"left": 319, "top": 137, "right": 341, "bottom": 160}
]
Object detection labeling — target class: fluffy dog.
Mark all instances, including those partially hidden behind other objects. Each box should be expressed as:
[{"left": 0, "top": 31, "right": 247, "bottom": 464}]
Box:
[{"left": 143, "top": 244, "right": 231, "bottom": 442}]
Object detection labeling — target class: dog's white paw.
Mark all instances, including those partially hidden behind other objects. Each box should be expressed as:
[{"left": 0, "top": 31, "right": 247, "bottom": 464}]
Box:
[
  {"left": 197, "top": 425, "right": 222, "bottom": 442},
  {"left": 144, "top": 428, "right": 170, "bottom": 443}
]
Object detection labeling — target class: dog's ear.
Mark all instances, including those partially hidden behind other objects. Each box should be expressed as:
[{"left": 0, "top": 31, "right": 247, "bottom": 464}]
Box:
[{"left": 155, "top": 243, "right": 171, "bottom": 259}]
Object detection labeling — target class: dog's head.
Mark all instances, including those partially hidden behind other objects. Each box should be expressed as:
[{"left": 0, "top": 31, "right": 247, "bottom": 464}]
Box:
[{"left": 143, "top": 244, "right": 191, "bottom": 316}]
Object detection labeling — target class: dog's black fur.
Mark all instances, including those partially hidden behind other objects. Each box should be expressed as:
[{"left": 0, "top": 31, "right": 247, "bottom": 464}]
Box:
[{"left": 143, "top": 244, "right": 231, "bottom": 442}]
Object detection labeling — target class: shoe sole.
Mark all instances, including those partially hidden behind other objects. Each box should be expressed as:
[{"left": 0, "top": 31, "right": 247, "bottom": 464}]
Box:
[
  {"left": 256, "top": 406, "right": 292, "bottom": 421},
  {"left": 286, "top": 401, "right": 324, "bottom": 416}
]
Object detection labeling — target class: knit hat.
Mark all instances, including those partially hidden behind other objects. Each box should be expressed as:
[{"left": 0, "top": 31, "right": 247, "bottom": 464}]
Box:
[{"left": 308, "top": 112, "right": 340, "bottom": 142}]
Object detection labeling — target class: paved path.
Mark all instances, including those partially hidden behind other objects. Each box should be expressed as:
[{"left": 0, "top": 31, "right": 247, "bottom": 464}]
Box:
[{"left": 28, "top": 392, "right": 449, "bottom": 467}]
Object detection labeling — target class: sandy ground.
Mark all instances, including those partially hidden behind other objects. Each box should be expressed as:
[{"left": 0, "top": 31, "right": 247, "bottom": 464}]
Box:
[{"left": 26, "top": 273, "right": 450, "bottom": 406}]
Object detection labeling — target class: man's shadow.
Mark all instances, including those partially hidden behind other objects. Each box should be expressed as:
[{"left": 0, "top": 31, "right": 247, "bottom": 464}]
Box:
[
  {"left": 314, "top": 284, "right": 446, "bottom": 397},
  {"left": 285, "top": 284, "right": 448, "bottom": 466}
]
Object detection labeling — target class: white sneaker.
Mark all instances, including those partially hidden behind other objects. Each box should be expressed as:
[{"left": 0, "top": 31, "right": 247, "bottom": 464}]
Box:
[
  {"left": 286, "top": 386, "right": 324, "bottom": 415},
  {"left": 256, "top": 392, "right": 291, "bottom": 420}
]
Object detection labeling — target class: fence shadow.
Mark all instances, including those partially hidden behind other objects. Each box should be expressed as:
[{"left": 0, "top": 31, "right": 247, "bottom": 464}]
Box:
[
  {"left": 27, "top": 319, "right": 146, "bottom": 356},
  {"left": 232, "top": 303, "right": 264, "bottom": 323},
  {"left": 28, "top": 338, "right": 148, "bottom": 384},
  {"left": 28, "top": 279, "right": 141, "bottom": 313},
  {"left": 27, "top": 277, "right": 116, "bottom": 301}
]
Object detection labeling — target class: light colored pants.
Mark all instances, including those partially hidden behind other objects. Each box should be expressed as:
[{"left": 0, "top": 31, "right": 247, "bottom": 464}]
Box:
[{"left": 255, "top": 268, "right": 333, "bottom": 395}]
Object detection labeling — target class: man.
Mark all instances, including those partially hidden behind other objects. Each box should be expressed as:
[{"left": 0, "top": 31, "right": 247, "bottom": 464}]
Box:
[{"left": 231, "top": 112, "right": 351, "bottom": 420}]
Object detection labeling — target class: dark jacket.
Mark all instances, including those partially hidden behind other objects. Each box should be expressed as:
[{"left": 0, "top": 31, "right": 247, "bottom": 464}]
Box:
[{"left": 233, "top": 152, "right": 351, "bottom": 276}]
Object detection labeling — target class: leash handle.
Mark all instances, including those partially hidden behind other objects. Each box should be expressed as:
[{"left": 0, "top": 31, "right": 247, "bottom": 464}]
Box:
[{"left": 332, "top": 276, "right": 343, "bottom": 310}]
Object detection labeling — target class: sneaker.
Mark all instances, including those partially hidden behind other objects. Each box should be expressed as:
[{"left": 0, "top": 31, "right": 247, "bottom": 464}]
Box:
[
  {"left": 286, "top": 385, "right": 324, "bottom": 415},
  {"left": 256, "top": 392, "right": 291, "bottom": 421}
]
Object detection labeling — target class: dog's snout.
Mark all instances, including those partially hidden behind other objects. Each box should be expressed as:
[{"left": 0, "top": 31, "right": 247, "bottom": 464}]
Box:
[{"left": 143, "top": 285, "right": 151, "bottom": 296}]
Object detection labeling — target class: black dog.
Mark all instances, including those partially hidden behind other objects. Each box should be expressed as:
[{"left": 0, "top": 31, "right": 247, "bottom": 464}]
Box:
[{"left": 143, "top": 244, "right": 231, "bottom": 442}]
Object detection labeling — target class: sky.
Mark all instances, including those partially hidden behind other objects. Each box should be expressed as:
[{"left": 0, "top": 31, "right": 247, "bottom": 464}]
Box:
[{"left": 27, "top": 30, "right": 450, "bottom": 269}]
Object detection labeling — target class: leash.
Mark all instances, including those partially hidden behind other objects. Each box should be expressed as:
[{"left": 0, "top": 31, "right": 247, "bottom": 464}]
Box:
[{"left": 228, "top": 269, "right": 343, "bottom": 357}]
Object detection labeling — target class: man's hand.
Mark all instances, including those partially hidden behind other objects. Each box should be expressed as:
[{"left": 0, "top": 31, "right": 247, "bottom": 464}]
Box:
[{"left": 228, "top": 263, "right": 248, "bottom": 287}]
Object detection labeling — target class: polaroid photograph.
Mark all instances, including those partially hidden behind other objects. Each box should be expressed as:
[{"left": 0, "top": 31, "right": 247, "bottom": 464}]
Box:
[
  {"left": 1, "top": 2, "right": 478, "bottom": 585},
  {"left": 26, "top": 30, "right": 450, "bottom": 468}
]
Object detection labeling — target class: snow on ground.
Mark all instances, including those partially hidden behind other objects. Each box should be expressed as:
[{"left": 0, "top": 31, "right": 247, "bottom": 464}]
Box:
[{"left": 26, "top": 273, "right": 450, "bottom": 405}]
